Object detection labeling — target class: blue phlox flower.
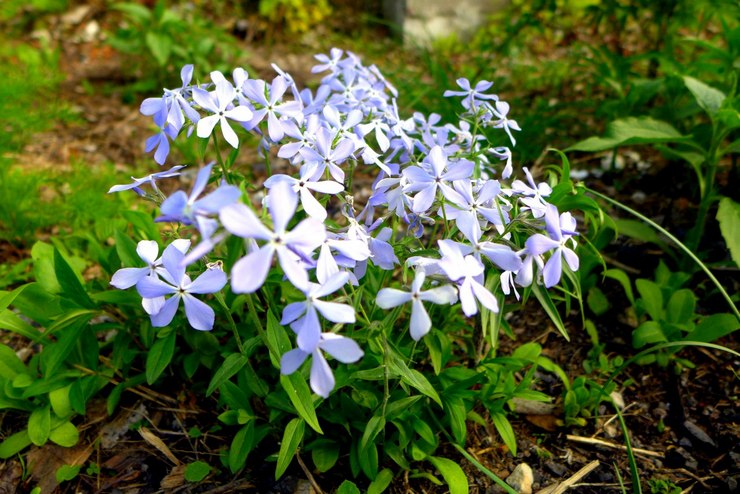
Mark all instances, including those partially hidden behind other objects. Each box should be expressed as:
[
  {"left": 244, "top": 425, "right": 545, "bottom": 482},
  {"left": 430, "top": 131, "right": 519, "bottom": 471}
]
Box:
[
  {"left": 524, "top": 204, "right": 579, "bottom": 288},
  {"left": 277, "top": 114, "right": 321, "bottom": 161},
  {"left": 271, "top": 63, "right": 302, "bottom": 101},
  {"left": 443, "top": 78, "right": 498, "bottom": 110},
  {"left": 280, "top": 332, "right": 363, "bottom": 398},
  {"left": 193, "top": 80, "right": 253, "bottom": 148},
  {"left": 243, "top": 76, "right": 302, "bottom": 142},
  {"left": 211, "top": 67, "right": 251, "bottom": 106},
  {"left": 500, "top": 270, "right": 520, "bottom": 300},
  {"left": 136, "top": 244, "right": 227, "bottom": 330},
  {"left": 299, "top": 84, "right": 331, "bottom": 116},
  {"left": 442, "top": 179, "right": 509, "bottom": 235},
  {"left": 436, "top": 239, "right": 499, "bottom": 316},
  {"left": 490, "top": 146, "right": 514, "bottom": 179},
  {"left": 487, "top": 101, "right": 521, "bottom": 146},
  {"left": 453, "top": 215, "right": 523, "bottom": 273},
  {"left": 312, "top": 48, "right": 344, "bottom": 75},
  {"left": 358, "top": 118, "right": 391, "bottom": 153},
  {"left": 219, "top": 181, "right": 326, "bottom": 293},
  {"left": 157, "top": 163, "right": 241, "bottom": 237},
  {"left": 281, "top": 271, "right": 355, "bottom": 352},
  {"left": 263, "top": 162, "right": 344, "bottom": 221},
  {"left": 402, "top": 145, "right": 473, "bottom": 214},
  {"left": 108, "top": 165, "right": 186, "bottom": 195},
  {"left": 376, "top": 269, "right": 458, "bottom": 340},
  {"left": 299, "top": 127, "right": 355, "bottom": 183},
  {"left": 316, "top": 233, "right": 371, "bottom": 285},
  {"left": 510, "top": 167, "right": 552, "bottom": 218}
]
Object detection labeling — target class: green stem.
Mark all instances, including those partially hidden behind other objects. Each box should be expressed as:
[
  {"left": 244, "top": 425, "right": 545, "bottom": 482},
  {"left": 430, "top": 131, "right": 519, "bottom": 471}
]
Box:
[
  {"left": 586, "top": 187, "right": 739, "bottom": 321},
  {"left": 214, "top": 291, "right": 244, "bottom": 354},
  {"left": 245, "top": 293, "right": 279, "bottom": 360},
  {"left": 212, "top": 132, "right": 229, "bottom": 178}
]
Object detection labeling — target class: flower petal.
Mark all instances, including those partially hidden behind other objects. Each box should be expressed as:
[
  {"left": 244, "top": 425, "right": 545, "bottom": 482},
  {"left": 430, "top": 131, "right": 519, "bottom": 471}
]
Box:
[
  {"left": 220, "top": 203, "right": 272, "bottom": 240},
  {"left": 187, "top": 268, "right": 227, "bottom": 294},
  {"left": 182, "top": 294, "right": 216, "bottom": 330},
  {"left": 309, "top": 350, "right": 335, "bottom": 398},
  {"left": 313, "top": 300, "right": 355, "bottom": 324},
  {"left": 136, "top": 275, "right": 177, "bottom": 298},
  {"left": 409, "top": 299, "right": 431, "bottom": 340},
  {"left": 111, "top": 267, "right": 149, "bottom": 289},
  {"left": 231, "top": 245, "right": 274, "bottom": 293},
  {"left": 280, "top": 348, "right": 309, "bottom": 375},
  {"left": 376, "top": 288, "right": 411, "bottom": 309},
  {"left": 320, "top": 334, "right": 363, "bottom": 363},
  {"left": 151, "top": 295, "right": 180, "bottom": 327}
]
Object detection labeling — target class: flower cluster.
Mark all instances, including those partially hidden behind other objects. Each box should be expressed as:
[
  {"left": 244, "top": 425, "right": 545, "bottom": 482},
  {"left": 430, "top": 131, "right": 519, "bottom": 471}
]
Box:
[{"left": 111, "top": 49, "right": 578, "bottom": 397}]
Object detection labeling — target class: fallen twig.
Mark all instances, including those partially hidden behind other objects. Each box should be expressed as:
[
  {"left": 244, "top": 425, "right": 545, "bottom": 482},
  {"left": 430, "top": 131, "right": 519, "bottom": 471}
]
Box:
[
  {"left": 536, "top": 460, "right": 600, "bottom": 494},
  {"left": 567, "top": 434, "right": 663, "bottom": 458}
]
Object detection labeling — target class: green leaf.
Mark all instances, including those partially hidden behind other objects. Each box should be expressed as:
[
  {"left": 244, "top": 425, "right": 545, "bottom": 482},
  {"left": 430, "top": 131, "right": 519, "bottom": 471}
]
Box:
[
  {"left": 0, "top": 430, "right": 31, "bottom": 459},
  {"left": 567, "top": 117, "right": 689, "bottom": 152},
  {"left": 717, "top": 197, "right": 740, "bottom": 268},
  {"left": 360, "top": 415, "right": 385, "bottom": 456},
  {"left": 633, "top": 321, "right": 667, "bottom": 348},
  {"left": 604, "top": 268, "right": 634, "bottom": 305},
  {"left": 531, "top": 283, "right": 569, "bottom": 340},
  {"left": 666, "top": 289, "right": 696, "bottom": 324},
  {"left": 145, "top": 31, "right": 172, "bottom": 66},
  {"left": 49, "top": 385, "right": 73, "bottom": 419},
  {"left": 586, "top": 286, "right": 610, "bottom": 316},
  {"left": 613, "top": 219, "right": 670, "bottom": 252},
  {"left": 0, "top": 344, "right": 26, "bottom": 379},
  {"left": 388, "top": 357, "right": 442, "bottom": 406},
  {"left": 367, "top": 468, "right": 393, "bottom": 494},
  {"left": 275, "top": 418, "right": 305, "bottom": 480},
  {"left": 0, "top": 310, "right": 43, "bottom": 342},
  {"left": 43, "top": 312, "right": 95, "bottom": 378},
  {"left": 311, "top": 441, "right": 339, "bottom": 472},
  {"left": 54, "top": 248, "right": 94, "bottom": 308},
  {"left": 336, "top": 480, "right": 361, "bottom": 494},
  {"left": 428, "top": 456, "right": 469, "bottom": 494},
  {"left": 690, "top": 313, "right": 739, "bottom": 343},
  {"left": 207, "top": 353, "right": 248, "bottom": 396},
  {"left": 444, "top": 397, "right": 467, "bottom": 444},
  {"left": 280, "top": 374, "right": 323, "bottom": 434},
  {"left": 113, "top": 229, "right": 141, "bottom": 268},
  {"left": 145, "top": 332, "right": 176, "bottom": 385},
  {"left": 184, "top": 461, "right": 211, "bottom": 482},
  {"left": 228, "top": 422, "right": 255, "bottom": 473},
  {"left": 31, "top": 242, "right": 62, "bottom": 294},
  {"left": 56, "top": 465, "right": 81, "bottom": 483},
  {"left": 112, "top": 2, "right": 152, "bottom": 22},
  {"left": 122, "top": 211, "right": 159, "bottom": 241},
  {"left": 491, "top": 412, "right": 517, "bottom": 456},
  {"left": 49, "top": 421, "right": 79, "bottom": 447},
  {"left": 28, "top": 406, "right": 51, "bottom": 446},
  {"left": 636, "top": 279, "right": 664, "bottom": 321},
  {"left": 683, "top": 76, "right": 726, "bottom": 117}
]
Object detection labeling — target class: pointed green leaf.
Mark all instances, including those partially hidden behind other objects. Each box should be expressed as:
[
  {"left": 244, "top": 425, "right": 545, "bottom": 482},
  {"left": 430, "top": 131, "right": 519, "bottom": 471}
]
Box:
[
  {"left": 229, "top": 422, "right": 255, "bottom": 473},
  {"left": 388, "top": 357, "right": 442, "bottom": 406},
  {"left": 717, "top": 197, "right": 740, "bottom": 268},
  {"left": 275, "top": 418, "right": 305, "bottom": 480},
  {"left": 185, "top": 461, "right": 211, "bottom": 482},
  {"left": 491, "top": 411, "right": 517, "bottom": 456},
  {"left": 684, "top": 76, "right": 725, "bottom": 117},
  {"left": 28, "top": 406, "right": 51, "bottom": 446},
  {"left": 54, "top": 248, "right": 93, "bottom": 308},
  {"left": 206, "top": 353, "right": 248, "bottom": 396},
  {"left": 428, "top": 456, "right": 469, "bottom": 494},
  {"left": 367, "top": 468, "right": 394, "bottom": 494},
  {"left": 145, "top": 332, "right": 176, "bottom": 384},
  {"left": 0, "top": 430, "right": 32, "bottom": 459},
  {"left": 280, "top": 374, "right": 323, "bottom": 434},
  {"left": 0, "top": 344, "right": 27, "bottom": 379},
  {"left": 690, "top": 313, "right": 739, "bottom": 343},
  {"left": 531, "top": 283, "right": 569, "bottom": 340},
  {"left": 336, "top": 480, "right": 361, "bottom": 494},
  {"left": 567, "top": 117, "right": 689, "bottom": 152}
]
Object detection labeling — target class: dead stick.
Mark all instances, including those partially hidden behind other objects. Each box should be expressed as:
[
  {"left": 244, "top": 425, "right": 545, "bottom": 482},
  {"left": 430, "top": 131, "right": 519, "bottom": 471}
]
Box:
[
  {"left": 567, "top": 434, "right": 663, "bottom": 457},
  {"left": 537, "top": 460, "right": 600, "bottom": 494},
  {"left": 296, "top": 452, "right": 324, "bottom": 494}
]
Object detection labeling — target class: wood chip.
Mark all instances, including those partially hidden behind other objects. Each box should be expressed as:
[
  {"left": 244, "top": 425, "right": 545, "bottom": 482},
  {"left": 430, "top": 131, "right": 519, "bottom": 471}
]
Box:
[
  {"left": 537, "top": 460, "right": 600, "bottom": 494},
  {"left": 566, "top": 434, "right": 663, "bottom": 458}
]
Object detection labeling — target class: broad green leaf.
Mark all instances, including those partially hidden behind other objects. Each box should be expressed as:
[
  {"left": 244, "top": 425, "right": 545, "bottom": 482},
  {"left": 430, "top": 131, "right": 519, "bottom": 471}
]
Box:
[
  {"left": 53, "top": 248, "right": 93, "bottom": 308},
  {"left": 491, "top": 412, "right": 517, "bottom": 456},
  {"left": 384, "top": 396, "right": 422, "bottom": 419},
  {"left": 684, "top": 76, "right": 725, "bottom": 117},
  {"left": 690, "top": 313, "right": 739, "bottom": 343},
  {"left": 56, "top": 465, "right": 81, "bottom": 483},
  {"left": 444, "top": 397, "right": 467, "bottom": 444},
  {"left": 567, "top": 117, "right": 689, "bottom": 152},
  {"left": 280, "top": 374, "right": 323, "bottom": 434},
  {"left": 122, "top": 210, "right": 159, "bottom": 241},
  {"left": 412, "top": 420, "right": 436, "bottom": 445},
  {"left": 336, "top": 480, "right": 361, "bottom": 494},
  {"left": 613, "top": 218, "right": 670, "bottom": 252},
  {"left": 145, "top": 332, "right": 176, "bottom": 385},
  {"left": 113, "top": 229, "right": 141, "bottom": 268},
  {"left": 666, "top": 289, "right": 696, "bottom": 324},
  {"left": 587, "top": 286, "right": 610, "bottom": 316},
  {"left": 43, "top": 312, "right": 95, "bottom": 378},
  {"left": 49, "top": 385, "right": 73, "bottom": 419},
  {"left": 717, "top": 197, "right": 740, "bottom": 268},
  {"left": 428, "top": 456, "right": 469, "bottom": 494},
  {"left": 0, "top": 310, "right": 43, "bottom": 342},
  {"left": 31, "top": 242, "right": 61, "bottom": 294},
  {"left": 0, "top": 344, "right": 26, "bottom": 379},
  {"left": 266, "top": 310, "right": 290, "bottom": 368},
  {"left": 184, "top": 461, "right": 211, "bottom": 482},
  {"left": 388, "top": 357, "right": 442, "bottom": 406},
  {"left": 367, "top": 468, "right": 393, "bottom": 494},
  {"left": 359, "top": 415, "right": 385, "bottom": 459},
  {"left": 49, "top": 421, "right": 79, "bottom": 447},
  {"left": 636, "top": 279, "right": 664, "bottom": 321},
  {"left": 275, "top": 418, "right": 305, "bottom": 480},
  {"left": 28, "top": 406, "right": 51, "bottom": 446},
  {"left": 0, "top": 430, "right": 32, "bottom": 459},
  {"left": 633, "top": 321, "right": 666, "bottom": 348},
  {"left": 112, "top": 2, "right": 152, "bottom": 22},
  {"left": 229, "top": 422, "right": 255, "bottom": 473},
  {"left": 0, "top": 285, "right": 27, "bottom": 312},
  {"left": 206, "top": 353, "right": 248, "bottom": 396},
  {"left": 145, "top": 31, "right": 172, "bottom": 66},
  {"left": 311, "top": 440, "right": 339, "bottom": 473}
]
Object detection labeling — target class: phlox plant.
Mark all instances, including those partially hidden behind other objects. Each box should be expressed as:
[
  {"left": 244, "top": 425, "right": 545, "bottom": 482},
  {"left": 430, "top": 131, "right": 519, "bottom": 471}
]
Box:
[{"left": 109, "top": 49, "right": 583, "bottom": 487}]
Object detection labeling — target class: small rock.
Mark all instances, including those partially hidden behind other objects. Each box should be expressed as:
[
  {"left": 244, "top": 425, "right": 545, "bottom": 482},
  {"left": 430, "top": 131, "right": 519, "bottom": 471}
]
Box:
[
  {"left": 683, "top": 420, "right": 716, "bottom": 448},
  {"left": 545, "top": 460, "right": 567, "bottom": 477},
  {"left": 61, "top": 5, "right": 91, "bottom": 26},
  {"left": 506, "top": 463, "right": 534, "bottom": 494}
]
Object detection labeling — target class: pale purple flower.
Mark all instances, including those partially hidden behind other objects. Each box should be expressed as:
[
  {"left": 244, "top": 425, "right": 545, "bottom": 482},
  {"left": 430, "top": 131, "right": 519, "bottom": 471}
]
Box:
[
  {"left": 443, "top": 78, "right": 498, "bottom": 110},
  {"left": 316, "top": 234, "right": 371, "bottom": 285},
  {"left": 219, "top": 181, "right": 325, "bottom": 293},
  {"left": 442, "top": 179, "right": 509, "bottom": 236},
  {"left": 510, "top": 167, "right": 552, "bottom": 218},
  {"left": 281, "top": 271, "right": 355, "bottom": 352},
  {"left": 524, "top": 204, "right": 579, "bottom": 288},
  {"left": 263, "top": 162, "right": 344, "bottom": 221},
  {"left": 242, "top": 76, "right": 302, "bottom": 142},
  {"left": 488, "top": 101, "right": 521, "bottom": 146},
  {"left": 402, "top": 145, "right": 474, "bottom": 214},
  {"left": 136, "top": 245, "right": 227, "bottom": 330},
  {"left": 312, "top": 48, "right": 344, "bottom": 74},
  {"left": 108, "top": 165, "right": 186, "bottom": 195},
  {"left": 193, "top": 80, "right": 253, "bottom": 148},
  {"left": 376, "top": 270, "right": 457, "bottom": 340},
  {"left": 299, "top": 127, "right": 355, "bottom": 183},
  {"left": 280, "top": 333, "right": 363, "bottom": 398},
  {"left": 437, "top": 240, "right": 499, "bottom": 316}
]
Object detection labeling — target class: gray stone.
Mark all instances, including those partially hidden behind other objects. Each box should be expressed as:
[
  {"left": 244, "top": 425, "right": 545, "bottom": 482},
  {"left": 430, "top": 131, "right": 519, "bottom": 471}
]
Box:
[{"left": 506, "top": 463, "right": 534, "bottom": 494}]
